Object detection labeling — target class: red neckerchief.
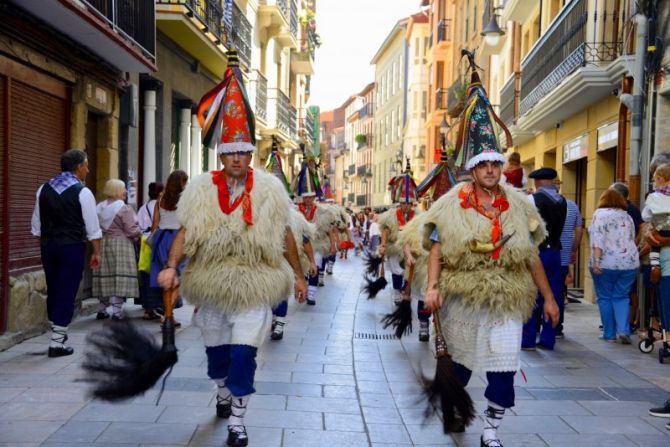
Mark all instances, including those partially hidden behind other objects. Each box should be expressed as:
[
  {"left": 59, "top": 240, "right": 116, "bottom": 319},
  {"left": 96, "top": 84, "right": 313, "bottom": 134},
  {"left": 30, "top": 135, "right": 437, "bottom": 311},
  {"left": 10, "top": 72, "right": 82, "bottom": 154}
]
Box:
[
  {"left": 396, "top": 207, "right": 414, "bottom": 227},
  {"left": 211, "top": 168, "right": 254, "bottom": 226},
  {"left": 459, "top": 182, "right": 509, "bottom": 260},
  {"left": 299, "top": 203, "right": 317, "bottom": 222}
]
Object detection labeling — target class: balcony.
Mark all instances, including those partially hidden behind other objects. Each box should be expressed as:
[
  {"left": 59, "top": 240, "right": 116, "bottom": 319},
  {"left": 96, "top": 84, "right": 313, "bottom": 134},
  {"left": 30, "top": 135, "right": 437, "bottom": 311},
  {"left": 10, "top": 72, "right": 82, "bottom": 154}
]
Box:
[
  {"left": 299, "top": 108, "right": 315, "bottom": 144},
  {"left": 348, "top": 164, "right": 356, "bottom": 176},
  {"left": 258, "top": 0, "right": 298, "bottom": 49},
  {"left": 356, "top": 165, "right": 369, "bottom": 177},
  {"left": 435, "top": 88, "right": 448, "bottom": 110},
  {"left": 499, "top": 73, "right": 518, "bottom": 127},
  {"left": 356, "top": 195, "right": 367, "bottom": 207},
  {"left": 514, "top": 0, "right": 629, "bottom": 142},
  {"left": 291, "top": 26, "right": 317, "bottom": 75},
  {"left": 358, "top": 103, "right": 373, "bottom": 119},
  {"left": 12, "top": 0, "right": 156, "bottom": 71},
  {"left": 223, "top": 2, "right": 252, "bottom": 69},
  {"left": 436, "top": 19, "right": 452, "bottom": 44},
  {"left": 155, "top": 0, "right": 235, "bottom": 76},
  {"left": 265, "top": 88, "right": 294, "bottom": 140},
  {"left": 249, "top": 70, "right": 268, "bottom": 124}
]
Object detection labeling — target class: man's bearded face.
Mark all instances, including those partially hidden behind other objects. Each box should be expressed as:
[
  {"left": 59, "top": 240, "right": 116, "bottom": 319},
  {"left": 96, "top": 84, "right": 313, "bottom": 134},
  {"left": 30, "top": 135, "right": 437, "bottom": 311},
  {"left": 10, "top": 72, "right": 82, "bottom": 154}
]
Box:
[
  {"left": 399, "top": 202, "right": 413, "bottom": 214},
  {"left": 472, "top": 161, "right": 502, "bottom": 189}
]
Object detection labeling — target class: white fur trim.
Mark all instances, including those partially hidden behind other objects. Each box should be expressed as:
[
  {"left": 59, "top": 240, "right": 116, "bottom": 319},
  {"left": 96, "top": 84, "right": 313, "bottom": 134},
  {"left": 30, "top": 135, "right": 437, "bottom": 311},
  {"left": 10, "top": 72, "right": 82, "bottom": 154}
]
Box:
[
  {"left": 300, "top": 192, "right": 316, "bottom": 197},
  {"left": 464, "top": 152, "right": 507, "bottom": 170},
  {"left": 217, "top": 142, "right": 256, "bottom": 154}
]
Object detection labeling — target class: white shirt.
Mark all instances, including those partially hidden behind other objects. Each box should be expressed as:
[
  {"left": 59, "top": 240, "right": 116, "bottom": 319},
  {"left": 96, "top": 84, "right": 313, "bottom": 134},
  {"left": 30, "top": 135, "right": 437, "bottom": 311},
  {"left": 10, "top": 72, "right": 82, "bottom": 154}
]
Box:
[
  {"left": 369, "top": 221, "right": 381, "bottom": 237},
  {"left": 137, "top": 199, "right": 157, "bottom": 237},
  {"left": 642, "top": 191, "right": 670, "bottom": 222},
  {"left": 31, "top": 184, "right": 103, "bottom": 241}
]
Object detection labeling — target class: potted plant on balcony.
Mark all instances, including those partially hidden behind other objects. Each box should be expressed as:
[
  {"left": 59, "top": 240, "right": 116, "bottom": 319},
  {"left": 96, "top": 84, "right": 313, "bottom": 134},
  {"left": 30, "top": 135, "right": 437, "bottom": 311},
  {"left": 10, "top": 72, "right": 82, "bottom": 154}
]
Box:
[{"left": 355, "top": 133, "right": 367, "bottom": 149}]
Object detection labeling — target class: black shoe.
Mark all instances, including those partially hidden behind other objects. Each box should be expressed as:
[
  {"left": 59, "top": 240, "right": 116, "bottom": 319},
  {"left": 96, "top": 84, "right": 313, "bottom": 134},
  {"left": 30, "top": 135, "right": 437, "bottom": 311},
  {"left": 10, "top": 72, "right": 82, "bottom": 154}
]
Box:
[
  {"left": 48, "top": 346, "right": 74, "bottom": 358},
  {"left": 554, "top": 331, "right": 564, "bottom": 339},
  {"left": 649, "top": 399, "right": 670, "bottom": 418},
  {"left": 481, "top": 435, "right": 503, "bottom": 447},
  {"left": 318, "top": 281, "right": 325, "bottom": 287},
  {"left": 306, "top": 299, "right": 316, "bottom": 305},
  {"left": 227, "top": 425, "right": 248, "bottom": 446},
  {"left": 96, "top": 311, "right": 109, "bottom": 320},
  {"left": 216, "top": 398, "right": 232, "bottom": 419},
  {"left": 271, "top": 321, "right": 285, "bottom": 341},
  {"left": 536, "top": 342, "right": 553, "bottom": 351}
]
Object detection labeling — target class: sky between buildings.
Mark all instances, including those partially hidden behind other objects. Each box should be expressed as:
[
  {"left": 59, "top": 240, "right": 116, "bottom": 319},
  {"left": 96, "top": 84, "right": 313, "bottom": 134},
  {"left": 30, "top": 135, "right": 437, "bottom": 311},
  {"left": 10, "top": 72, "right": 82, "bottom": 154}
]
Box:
[{"left": 309, "top": 0, "right": 423, "bottom": 111}]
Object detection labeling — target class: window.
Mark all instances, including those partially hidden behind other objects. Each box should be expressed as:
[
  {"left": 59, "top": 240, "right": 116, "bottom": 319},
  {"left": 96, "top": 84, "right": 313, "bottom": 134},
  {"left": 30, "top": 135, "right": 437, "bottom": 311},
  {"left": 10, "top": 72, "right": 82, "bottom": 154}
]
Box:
[
  {"left": 421, "top": 90, "right": 427, "bottom": 119},
  {"left": 391, "top": 110, "right": 396, "bottom": 142},
  {"left": 397, "top": 105, "right": 401, "bottom": 139}
]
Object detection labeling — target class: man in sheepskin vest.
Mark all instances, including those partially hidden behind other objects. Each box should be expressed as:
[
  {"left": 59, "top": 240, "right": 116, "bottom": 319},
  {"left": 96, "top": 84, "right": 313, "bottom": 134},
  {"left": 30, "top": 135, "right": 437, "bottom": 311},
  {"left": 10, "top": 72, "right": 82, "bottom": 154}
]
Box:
[
  {"left": 295, "top": 160, "right": 338, "bottom": 304},
  {"left": 423, "top": 69, "right": 559, "bottom": 447},
  {"left": 378, "top": 162, "right": 419, "bottom": 307},
  {"left": 158, "top": 51, "right": 308, "bottom": 447}
]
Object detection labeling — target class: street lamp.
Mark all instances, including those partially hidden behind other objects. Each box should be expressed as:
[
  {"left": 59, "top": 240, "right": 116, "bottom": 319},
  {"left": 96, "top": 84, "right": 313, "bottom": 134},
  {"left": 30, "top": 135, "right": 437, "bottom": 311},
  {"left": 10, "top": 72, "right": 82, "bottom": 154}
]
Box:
[
  {"left": 481, "top": 2, "right": 505, "bottom": 47},
  {"left": 439, "top": 114, "right": 449, "bottom": 152}
]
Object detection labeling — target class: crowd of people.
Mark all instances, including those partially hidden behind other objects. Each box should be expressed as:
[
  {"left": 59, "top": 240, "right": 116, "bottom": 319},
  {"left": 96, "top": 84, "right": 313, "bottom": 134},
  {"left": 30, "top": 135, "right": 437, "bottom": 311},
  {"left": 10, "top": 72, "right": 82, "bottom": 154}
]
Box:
[{"left": 30, "top": 52, "right": 670, "bottom": 446}]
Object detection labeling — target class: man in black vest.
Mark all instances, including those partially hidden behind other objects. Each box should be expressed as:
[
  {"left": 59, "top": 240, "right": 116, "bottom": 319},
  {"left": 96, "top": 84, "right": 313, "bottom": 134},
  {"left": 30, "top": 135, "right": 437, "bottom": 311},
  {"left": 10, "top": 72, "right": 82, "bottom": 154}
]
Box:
[
  {"left": 522, "top": 167, "right": 567, "bottom": 350},
  {"left": 31, "top": 149, "right": 102, "bottom": 357}
]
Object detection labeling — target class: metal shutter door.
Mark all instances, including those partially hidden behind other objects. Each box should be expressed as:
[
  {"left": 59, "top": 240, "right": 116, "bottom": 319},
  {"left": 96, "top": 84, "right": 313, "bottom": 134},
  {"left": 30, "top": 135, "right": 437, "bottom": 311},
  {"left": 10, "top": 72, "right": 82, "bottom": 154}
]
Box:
[{"left": 8, "top": 79, "right": 67, "bottom": 273}]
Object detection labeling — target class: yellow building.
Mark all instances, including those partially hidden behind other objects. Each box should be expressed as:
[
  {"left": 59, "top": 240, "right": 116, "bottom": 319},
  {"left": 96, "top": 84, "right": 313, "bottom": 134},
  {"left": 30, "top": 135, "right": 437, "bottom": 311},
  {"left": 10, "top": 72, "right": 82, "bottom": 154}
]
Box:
[
  {"left": 496, "top": 0, "right": 632, "bottom": 301},
  {"left": 371, "top": 18, "right": 408, "bottom": 206}
]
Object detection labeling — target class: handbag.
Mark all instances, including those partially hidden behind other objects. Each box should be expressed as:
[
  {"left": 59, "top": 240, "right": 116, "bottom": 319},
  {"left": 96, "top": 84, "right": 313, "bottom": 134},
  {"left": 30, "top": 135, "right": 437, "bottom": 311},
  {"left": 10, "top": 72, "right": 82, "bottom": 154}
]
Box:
[{"left": 138, "top": 235, "right": 152, "bottom": 273}]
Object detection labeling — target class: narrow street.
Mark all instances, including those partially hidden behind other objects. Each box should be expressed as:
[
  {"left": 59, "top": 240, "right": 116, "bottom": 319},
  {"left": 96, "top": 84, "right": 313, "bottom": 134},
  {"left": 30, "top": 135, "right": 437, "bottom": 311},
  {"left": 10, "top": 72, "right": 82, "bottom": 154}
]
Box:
[{"left": 1, "top": 255, "right": 669, "bottom": 446}]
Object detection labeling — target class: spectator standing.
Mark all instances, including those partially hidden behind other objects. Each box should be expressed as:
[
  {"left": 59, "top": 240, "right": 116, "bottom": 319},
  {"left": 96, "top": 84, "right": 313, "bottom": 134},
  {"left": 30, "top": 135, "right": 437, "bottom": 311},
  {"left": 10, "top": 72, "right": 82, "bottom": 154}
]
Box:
[
  {"left": 92, "top": 179, "right": 142, "bottom": 320},
  {"left": 367, "top": 212, "right": 381, "bottom": 253},
  {"left": 502, "top": 152, "right": 527, "bottom": 189},
  {"left": 589, "top": 189, "right": 639, "bottom": 344},
  {"left": 149, "top": 170, "right": 188, "bottom": 323},
  {"left": 641, "top": 164, "right": 670, "bottom": 284},
  {"left": 557, "top": 183, "right": 584, "bottom": 338},
  {"left": 31, "top": 149, "right": 102, "bottom": 357},
  {"left": 522, "top": 167, "right": 566, "bottom": 351},
  {"left": 611, "top": 182, "right": 643, "bottom": 328},
  {"left": 137, "top": 182, "right": 164, "bottom": 320}
]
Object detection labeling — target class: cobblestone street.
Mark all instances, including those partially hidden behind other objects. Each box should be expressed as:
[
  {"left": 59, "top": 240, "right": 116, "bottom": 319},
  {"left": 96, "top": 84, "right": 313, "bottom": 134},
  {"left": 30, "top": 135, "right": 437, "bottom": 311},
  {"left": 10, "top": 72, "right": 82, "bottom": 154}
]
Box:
[{"left": 1, "top": 255, "right": 670, "bottom": 446}]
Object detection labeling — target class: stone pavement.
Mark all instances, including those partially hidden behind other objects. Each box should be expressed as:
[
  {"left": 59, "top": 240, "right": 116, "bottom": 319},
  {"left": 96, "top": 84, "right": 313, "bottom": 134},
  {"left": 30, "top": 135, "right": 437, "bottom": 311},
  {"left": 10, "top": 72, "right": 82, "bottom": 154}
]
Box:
[{"left": 1, "top": 255, "right": 670, "bottom": 446}]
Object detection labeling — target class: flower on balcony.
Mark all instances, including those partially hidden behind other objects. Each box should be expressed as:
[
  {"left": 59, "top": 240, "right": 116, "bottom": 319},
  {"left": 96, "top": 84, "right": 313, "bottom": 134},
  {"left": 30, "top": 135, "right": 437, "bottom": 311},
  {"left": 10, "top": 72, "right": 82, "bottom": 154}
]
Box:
[{"left": 355, "top": 134, "right": 367, "bottom": 147}]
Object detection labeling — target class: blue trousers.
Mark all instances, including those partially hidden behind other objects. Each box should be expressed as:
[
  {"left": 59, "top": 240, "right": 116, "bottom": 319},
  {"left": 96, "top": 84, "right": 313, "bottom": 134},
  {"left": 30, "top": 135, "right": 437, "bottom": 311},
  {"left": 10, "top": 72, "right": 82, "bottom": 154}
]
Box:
[
  {"left": 591, "top": 268, "right": 636, "bottom": 339},
  {"left": 391, "top": 273, "right": 405, "bottom": 291},
  {"left": 41, "top": 241, "right": 86, "bottom": 327},
  {"left": 417, "top": 299, "right": 430, "bottom": 322},
  {"left": 206, "top": 344, "right": 258, "bottom": 397},
  {"left": 273, "top": 299, "right": 288, "bottom": 318},
  {"left": 655, "top": 275, "right": 670, "bottom": 330},
  {"left": 452, "top": 362, "right": 516, "bottom": 408},
  {"left": 522, "top": 249, "right": 563, "bottom": 349}
]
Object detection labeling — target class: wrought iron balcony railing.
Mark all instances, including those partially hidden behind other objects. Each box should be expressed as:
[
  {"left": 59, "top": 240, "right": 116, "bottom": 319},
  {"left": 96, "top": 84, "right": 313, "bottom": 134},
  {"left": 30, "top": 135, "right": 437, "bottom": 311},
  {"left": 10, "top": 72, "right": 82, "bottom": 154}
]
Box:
[
  {"left": 224, "top": 2, "right": 252, "bottom": 68},
  {"left": 435, "top": 88, "right": 449, "bottom": 110},
  {"left": 348, "top": 164, "right": 356, "bottom": 176},
  {"left": 447, "top": 78, "right": 464, "bottom": 112},
  {"left": 347, "top": 192, "right": 355, "bottom": 203},
  {"left": 255, "top": 71, "right": 268, "bottom": 121},
  {"left": 356, "top": 195, "right": 367, "bottom": 206},
  {"left": 289, "top": 0, "right": 299, "bottom": 42},
  {"left": 87, "top": 0, "right": 156, "bottom": 59},
  {"left": 519, "top": 0, "right": 623, "bottom": 115},
  {"left": 288, "top": 104, "right": 297, "bottom": 140},
  {"left": 437, "top": 19, "right": 451, "bottom": 43},
  {"left": 499, "top": 73, "right": 517, "bottom": 126},
  {"left": 358, "top": 103, "right": 373, "bottom": 119},
  {"left": 299, "top": 108, "right": 315, "bottom": 144}
]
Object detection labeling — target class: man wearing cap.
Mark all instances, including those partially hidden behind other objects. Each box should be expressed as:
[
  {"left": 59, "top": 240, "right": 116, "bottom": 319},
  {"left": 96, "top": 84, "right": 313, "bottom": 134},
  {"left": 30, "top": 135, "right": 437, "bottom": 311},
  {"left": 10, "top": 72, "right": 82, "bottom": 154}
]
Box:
[
  {"left": 521, "top": 167, "right": 567, "bottom": 351},
  {"left": 423, "top": 66, "right": 559, "bottom": 447},
  {"left": 158, "top": 51, "right": 307, "bottom": 447}
]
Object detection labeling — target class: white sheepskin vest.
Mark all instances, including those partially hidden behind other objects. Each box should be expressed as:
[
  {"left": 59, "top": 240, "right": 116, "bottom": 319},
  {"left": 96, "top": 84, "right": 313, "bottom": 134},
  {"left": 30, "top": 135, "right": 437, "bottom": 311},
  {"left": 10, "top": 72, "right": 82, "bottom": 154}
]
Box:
[
  {"left": 422, "top": 183, "right": 546, "bottom": 320},
  {"left": 176, "top": 170, "right": 293, "bottom": 313},
  {"left": 397, "top": 212, "right": 430, "bottom": 292},
  {"left": 303, "top": 204, "right": 337, "bottom": 254},
  {"left": 289, "top": 208, "right": 316, "bottom": 274},
  {"left": 378, "top": 207, "right": 419, "bottom": 259}
]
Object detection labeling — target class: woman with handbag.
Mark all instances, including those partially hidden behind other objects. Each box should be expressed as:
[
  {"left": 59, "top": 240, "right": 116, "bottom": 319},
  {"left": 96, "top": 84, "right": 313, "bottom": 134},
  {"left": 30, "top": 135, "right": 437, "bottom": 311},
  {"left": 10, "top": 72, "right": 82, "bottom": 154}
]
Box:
[{"left": 149, "top": 170, "right": 188, "bottom": 326}]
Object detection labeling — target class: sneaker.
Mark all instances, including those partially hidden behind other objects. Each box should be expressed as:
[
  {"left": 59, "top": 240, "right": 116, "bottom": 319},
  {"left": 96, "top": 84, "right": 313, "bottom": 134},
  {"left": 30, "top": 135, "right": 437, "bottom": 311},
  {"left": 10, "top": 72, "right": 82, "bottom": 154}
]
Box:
[
  {"left": 554, "top": 331, "right": 564, "bottom": 339},
  {"left": 649, "top": 399, "right": 670, "bottom": 418},
  {"left": 618, "top": 334, "right": 632, "bottom": 345},
  {"left": 271, "top": 321, "right": 285, "bottom": 341},
  {"left": 419, "top": 321, "right": 429, "bottom": 342}
]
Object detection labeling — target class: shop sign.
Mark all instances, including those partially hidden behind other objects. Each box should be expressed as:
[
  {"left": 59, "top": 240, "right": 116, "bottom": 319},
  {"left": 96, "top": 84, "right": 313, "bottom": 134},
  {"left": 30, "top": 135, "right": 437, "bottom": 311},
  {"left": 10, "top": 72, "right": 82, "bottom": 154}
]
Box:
[
  {"left": 597, "top": 122, "right": 618, "bottom": 152},
  {"left": 563, "top": 134, "right": 588, "bottom": 163}
]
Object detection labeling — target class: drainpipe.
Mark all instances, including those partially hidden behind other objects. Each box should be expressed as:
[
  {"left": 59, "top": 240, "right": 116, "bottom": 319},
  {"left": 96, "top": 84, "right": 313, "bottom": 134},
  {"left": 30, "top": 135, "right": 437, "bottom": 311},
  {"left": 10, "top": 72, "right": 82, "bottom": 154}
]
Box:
[
  {"left": 616, "top": 76, "right": 632, "bottom": 182},
  {"left": 629, "top": 11, "right": 647, "bottom": 209}
]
